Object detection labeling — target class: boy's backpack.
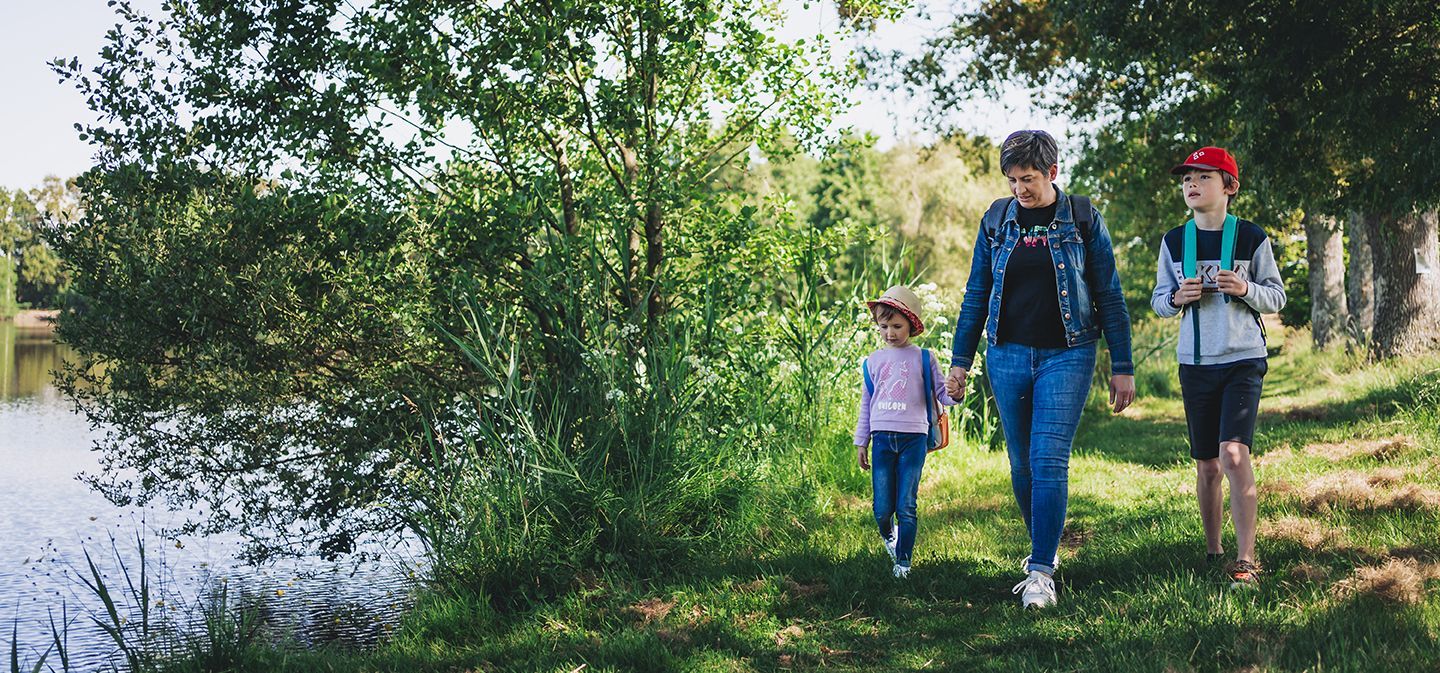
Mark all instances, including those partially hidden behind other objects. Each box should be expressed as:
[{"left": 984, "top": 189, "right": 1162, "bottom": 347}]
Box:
[
  {"left": 863, "top": 349, "right": 949, "bottom": 452},
  {"left": 983, "top": 194, "right": 1094, "bottom": 244},
  {"left": 1179, "top": 214, "right": 1266, "bottom": 364}
]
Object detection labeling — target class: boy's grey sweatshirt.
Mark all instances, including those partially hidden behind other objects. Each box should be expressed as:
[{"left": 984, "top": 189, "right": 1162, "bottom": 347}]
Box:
[{"left": 1150, "top": 218, "right": 1287, "bottom": 365}]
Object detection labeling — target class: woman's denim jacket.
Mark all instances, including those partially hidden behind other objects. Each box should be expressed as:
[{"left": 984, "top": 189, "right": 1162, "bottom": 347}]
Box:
[{"left": 949, "top": 187, "right": 1134, "bottom": 375}]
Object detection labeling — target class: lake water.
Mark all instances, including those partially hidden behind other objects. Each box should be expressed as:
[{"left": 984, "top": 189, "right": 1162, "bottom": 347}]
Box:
[{"left": 1, "top": 320, "right": 417, "bottom": 669}]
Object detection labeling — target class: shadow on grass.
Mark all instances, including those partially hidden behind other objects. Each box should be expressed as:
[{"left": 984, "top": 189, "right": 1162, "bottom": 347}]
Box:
[
  {"left": 1072, "top": 410, "right": 1192, "bottom": 468},
  {"left": 310, "top": 484, "right": 1440, "bottom": 673},
  {"left": 1074, "top": 366, "right": 1440, "bottom": 471}
]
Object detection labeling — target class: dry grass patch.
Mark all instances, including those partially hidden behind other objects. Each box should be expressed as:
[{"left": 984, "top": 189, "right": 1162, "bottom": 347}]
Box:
[
  {"left": 1332, "top": 558, "right": 1440, "bottom": 605},
  {"left": 1365, "top": 467, "right": 1407, "bottom": 486},
  {"left": 1260, "top": 517, "right": 1345, "bottom": 551},
  {"left": 1259, "top": 478, "right": 1298, "bottom": 498},
  {"left": 782, "top": 578, "right": 827, "bottom": 599},
  {"left": 1301, "top": 472, "right": 1377, "bottom": 510},
  {"left": 1288, "top": 563, "right": 1331, "bottom": 582},
  {"left": 1254, "top": 446, "right": 1294, "bottom": 467},
  {"left": 624, "top": 597, "right": 676, "bottom": 625},
  {"left": 1304, "top": 435, "right": 1413, "bottom": 462},
  {"left": 1376, "top": 483, "right": 1440, "bottom": 511}
]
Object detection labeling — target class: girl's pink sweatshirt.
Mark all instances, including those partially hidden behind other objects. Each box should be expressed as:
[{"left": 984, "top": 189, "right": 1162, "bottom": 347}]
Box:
[{"left": 854, "top": 344, "right": 958, "bottom": 447}]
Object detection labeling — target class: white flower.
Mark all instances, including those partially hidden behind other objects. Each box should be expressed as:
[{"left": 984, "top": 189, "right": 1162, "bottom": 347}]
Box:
[
  {"left": 931, "top": 315, "right": 948, "bottom": 326},
  {"left": 606, "top": 388, "right": 625, "bottom": 401},
  {"left": 918, "top": 283, "right": 938, "bottom": 293}
]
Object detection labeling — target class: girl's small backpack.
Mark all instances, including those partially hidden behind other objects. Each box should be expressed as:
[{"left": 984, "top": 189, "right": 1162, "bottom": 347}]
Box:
[{"left": 863, "top": 349, "right": 949, "bottom": 452}]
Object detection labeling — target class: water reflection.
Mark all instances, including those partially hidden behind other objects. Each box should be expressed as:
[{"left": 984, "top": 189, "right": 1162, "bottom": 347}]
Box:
[
  {"left": 0, "top": 318, "right": 416, "bottom": 668},
  {"left": 1, "top": 320, "right": 72, "bottom": 402}
]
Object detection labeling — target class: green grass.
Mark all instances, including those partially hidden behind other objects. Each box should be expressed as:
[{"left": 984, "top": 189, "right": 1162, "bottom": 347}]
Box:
[{"left": 116, "top": 330, "right": 1440, "bottom": 672}]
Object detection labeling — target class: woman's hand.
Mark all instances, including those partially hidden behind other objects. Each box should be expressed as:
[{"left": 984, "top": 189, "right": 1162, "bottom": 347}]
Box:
[
  {"left": 1109, "top": 374, "right": 1136, "bottom": 413},
  {"left": 856, "top": 444, "right": 870, "bottom": 471},
  {"left": 946, "top": 366, "right": 968, "bottom": 399}
]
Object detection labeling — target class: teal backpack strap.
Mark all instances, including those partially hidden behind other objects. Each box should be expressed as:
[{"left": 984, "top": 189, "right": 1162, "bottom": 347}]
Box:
[
  {"left": 1183, "top": 218, "right": 1198, "bottom": 279},
  {"left": 862, "top": 358, "right": 874, "bottom": 396},
  {"left": 1182, "top": 219, "right": 1201, "bottom": 364},
  {"left": 1219, "top": 213, "right": 1238, "bottom": 270},
  {"left": 1219, "top": 214, "right": 1238, "bottom": 305}
]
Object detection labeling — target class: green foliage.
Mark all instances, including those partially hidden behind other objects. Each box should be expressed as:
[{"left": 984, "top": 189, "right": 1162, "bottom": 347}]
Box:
[
  {"left": 0, "top": 255, "right": 16, "bottom": 319},
  {"left": 49, "top": 0, "right": 894, "bottom": 575},
  {"left": 889, "top": 1, "right": 1440, "bottom": 217},
  {"left": 0, "top": 180, "right": 73, "bottom": 312}
]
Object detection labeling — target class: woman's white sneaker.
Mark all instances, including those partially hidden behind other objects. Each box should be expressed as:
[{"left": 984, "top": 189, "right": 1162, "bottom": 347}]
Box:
[
  {"left": 1012, "top": 570, "right": 1057, "bottom": 609},
  {"left": 885, "top": 534, "right": 898, "bottom": 563},
  {"left": 892, "top": 563, "right": 910, "bottom": 579}
]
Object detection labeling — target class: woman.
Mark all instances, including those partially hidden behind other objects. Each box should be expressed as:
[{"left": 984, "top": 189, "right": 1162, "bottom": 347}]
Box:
[{"left": 945, "top": 129, "right": 1135, "bottom": 609}]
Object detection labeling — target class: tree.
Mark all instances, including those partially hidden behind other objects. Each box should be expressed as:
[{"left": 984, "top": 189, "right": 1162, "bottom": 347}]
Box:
[
  {"left": 1, "top": 184, "right": 71, "bottom": 312},
  {"left": 1305, "top": 214, "right": 1347, "bottom": 349},
  {"left": 51, "top": 0, "right": 901, "bottom": 565},
  {"left": 880, "top": 0, "right": 1440, "bottom": 355}
]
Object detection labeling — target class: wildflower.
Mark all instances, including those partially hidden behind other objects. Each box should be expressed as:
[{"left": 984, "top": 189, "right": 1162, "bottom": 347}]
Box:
[
  {"left": 606, "top": 389, "right": 625, "bottom": 402},
  {"left": 932, "top": 315, "right": 948, "bottom": 326}
]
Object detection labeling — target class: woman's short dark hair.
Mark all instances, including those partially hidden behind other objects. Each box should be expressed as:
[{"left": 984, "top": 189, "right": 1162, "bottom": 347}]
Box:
[{"left": 1000, "top": 130, "right": 1059, "bottom": 175}]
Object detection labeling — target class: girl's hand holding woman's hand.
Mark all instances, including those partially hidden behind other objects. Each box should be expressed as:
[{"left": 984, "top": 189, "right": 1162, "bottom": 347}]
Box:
[{"left": 946, "top": 367, "right": 968, "bottom": 399}]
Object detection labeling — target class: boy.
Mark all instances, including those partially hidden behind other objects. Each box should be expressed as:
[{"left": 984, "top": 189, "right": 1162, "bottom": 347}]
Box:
[{"left": 1151, "top": 147, "right": 1286, "bottom": 586}]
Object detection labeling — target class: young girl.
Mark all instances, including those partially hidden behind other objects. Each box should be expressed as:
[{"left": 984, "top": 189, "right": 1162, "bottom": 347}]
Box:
[{"left": 855, "top": 285, "right": 957, "bottom": 579}]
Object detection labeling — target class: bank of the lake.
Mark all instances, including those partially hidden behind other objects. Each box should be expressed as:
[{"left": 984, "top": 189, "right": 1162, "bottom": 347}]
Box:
[
  {"left": 139, "top": 328, "right": 1440, "bottom": 672},
  {"left": 1, "top": 319, "right": 419, "bottom": 670},
  {"left": 4, "top": 308, "right": 60, "bottom": 329}
]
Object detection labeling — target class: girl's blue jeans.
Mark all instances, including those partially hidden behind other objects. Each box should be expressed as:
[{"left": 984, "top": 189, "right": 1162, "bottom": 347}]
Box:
[
  {"left": 870, "top": 431, "right": 928, "bottom": 567},
  {"left": 985, "top": 340, "right": 1096, "bottom": 574}
]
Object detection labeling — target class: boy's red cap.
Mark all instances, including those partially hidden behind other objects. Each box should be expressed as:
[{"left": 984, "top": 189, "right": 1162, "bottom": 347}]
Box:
[{"left": 1170, "top": 146, "right": 1239, "bottom": 180}]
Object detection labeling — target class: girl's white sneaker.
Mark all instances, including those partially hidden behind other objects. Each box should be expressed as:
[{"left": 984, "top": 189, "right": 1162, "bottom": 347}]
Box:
[
  {"left": 885, "top": 535, "right": 898, "bottom": 563},
  {"left": 1012, "top": 570, "right": 1057, "bottom": 609},
  {"left": 892, "top": 563, "right": 910, "bottom": 579}
]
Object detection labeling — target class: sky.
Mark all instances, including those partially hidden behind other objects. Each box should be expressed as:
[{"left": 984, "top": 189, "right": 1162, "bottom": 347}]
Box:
[{"left": 0, "top": 0, "right": 1064, "bottom": 190}]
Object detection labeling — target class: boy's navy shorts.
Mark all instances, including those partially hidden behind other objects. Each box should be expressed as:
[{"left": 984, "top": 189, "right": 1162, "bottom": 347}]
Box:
[{"left": 1178, "top": 358, "right": 1267, "bottom": 460}]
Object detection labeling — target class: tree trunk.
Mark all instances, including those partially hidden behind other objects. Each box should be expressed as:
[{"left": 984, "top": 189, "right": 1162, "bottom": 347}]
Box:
[
  {"left": 1346, "top": 210, "right": 1375, "bottom": 345},
  {"left": 1368, "top": 209, "right": 1440, "bottom": 358},
  {"left": 1305, "top": 213, "right": 1348, "bottom": 349}
]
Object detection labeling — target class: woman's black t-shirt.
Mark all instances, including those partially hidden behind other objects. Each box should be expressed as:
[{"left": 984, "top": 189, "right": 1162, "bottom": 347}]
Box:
[{"left": 996, "top": 200, "right": 1069, "bottom": 348}]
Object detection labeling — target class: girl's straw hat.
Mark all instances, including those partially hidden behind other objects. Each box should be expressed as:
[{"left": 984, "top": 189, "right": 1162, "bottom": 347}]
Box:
[{"left": 867, "top": 285, "right": 926, "bottom": 335}]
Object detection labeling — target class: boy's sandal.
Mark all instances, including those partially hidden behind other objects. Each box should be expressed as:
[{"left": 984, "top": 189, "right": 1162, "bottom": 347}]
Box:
[{"left": 1226, "top": 560, "right": 1262, "bottom": 586}]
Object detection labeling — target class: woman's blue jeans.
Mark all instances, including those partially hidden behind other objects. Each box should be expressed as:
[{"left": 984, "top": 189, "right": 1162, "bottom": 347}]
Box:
[
  {"left": 871, "top": 431, "right": 928, "bottom": 567},
  {"left": 985, "top": 340, "right": 1096, "bottom": 574}
]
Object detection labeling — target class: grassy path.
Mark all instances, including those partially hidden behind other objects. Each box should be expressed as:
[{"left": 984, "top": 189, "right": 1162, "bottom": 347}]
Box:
[{"left": 257, "top": 340, "right": 1440, "bottom": 672}]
